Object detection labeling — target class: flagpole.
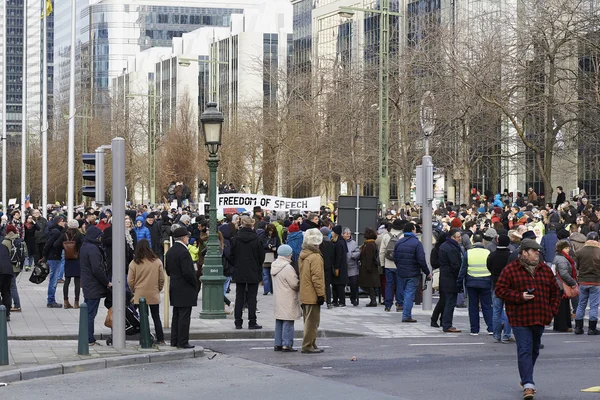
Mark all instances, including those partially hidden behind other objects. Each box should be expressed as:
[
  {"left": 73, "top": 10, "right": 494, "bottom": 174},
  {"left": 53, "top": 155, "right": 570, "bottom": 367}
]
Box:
[
  {"left": 21, "top": 0, "right": 27, "bottom": 214},
  {"left": 67, "top": 0, "right": 75, "bottom": 219},
  {"left": 42, "top": 0, "right": 48, "bottom": 217},
  {"left": 2, "top": 0, "right": 7, "bottom": 210}
]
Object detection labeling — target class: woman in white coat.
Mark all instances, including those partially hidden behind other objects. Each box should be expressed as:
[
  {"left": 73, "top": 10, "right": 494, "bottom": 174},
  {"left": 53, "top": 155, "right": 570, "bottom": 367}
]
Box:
[{"left": 271, "top": 244, "right": 301, "bottom": 352}]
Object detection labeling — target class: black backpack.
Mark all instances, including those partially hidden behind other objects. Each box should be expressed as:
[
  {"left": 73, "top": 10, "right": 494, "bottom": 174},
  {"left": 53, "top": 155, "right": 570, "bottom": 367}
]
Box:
[{"left": 9, "top": 238, "right": 26, "bottom": 268}]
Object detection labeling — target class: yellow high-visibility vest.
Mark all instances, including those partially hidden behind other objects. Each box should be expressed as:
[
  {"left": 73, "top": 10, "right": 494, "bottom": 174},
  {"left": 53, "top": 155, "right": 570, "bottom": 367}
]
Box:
[{"left": 467, "top": 247, "right": 491, "bottom": 278}]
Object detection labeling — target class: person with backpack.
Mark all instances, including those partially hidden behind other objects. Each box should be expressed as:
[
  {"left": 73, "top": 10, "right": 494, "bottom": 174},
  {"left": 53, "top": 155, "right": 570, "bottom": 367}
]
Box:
[
  {"left": 5, "top": 224, "right": 26, "bottom": 313},
  {"left": 379, "top": 219, "right": 406, "bottom": 312},
  {"left": 54, "top": 220, "right": 83, "bottom": 309},
  {"left": 0, "top": 230, "right": 14, "bottom": 321}
]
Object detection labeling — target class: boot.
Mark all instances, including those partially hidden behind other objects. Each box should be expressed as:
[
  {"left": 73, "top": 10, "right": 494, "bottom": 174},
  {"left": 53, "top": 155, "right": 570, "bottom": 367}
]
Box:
[
  {"left": 574, "top": 319, "right": 584, "bottom": 335},
  {"left": 64, "top": 299, "right": 73, "bottom": 309},
  {"left": 74, "top": 300, "right": 79, "bottom": 309},
  {"left": 588, "top": 320, "right": 600, "bottom": 335}
]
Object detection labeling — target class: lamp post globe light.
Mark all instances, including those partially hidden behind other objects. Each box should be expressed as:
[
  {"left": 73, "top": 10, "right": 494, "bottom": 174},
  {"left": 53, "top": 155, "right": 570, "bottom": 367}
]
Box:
[{"left": 199, "top": 102, "right": 226, "bottom": 319}]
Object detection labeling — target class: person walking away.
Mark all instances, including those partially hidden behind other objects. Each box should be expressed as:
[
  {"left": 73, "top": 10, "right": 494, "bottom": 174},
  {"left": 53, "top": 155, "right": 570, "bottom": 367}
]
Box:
[
  {"left": 80, "top": 226, "right": 111, "bottom": 346},
  {"left": 262, "top": 224, "right": 280, "bottom": 295},
  {"left": 42, "top": 215, "right": 66, "bottom": 308},
  {"left": 487, "top": 234, "right": 514, "bottom": 342},
  {"left": 495, "top": 239, "right": 560, "bottom": 400},
  {"left": 54, "top": 220, "right": 83, "bottom": 309},
  {"left": 393, "top": 222, "right": 431, "bottom": 322},
  {"left": 438, "top": 228, "right": 464, "bottom": 332},
  {"left": 23, "top": 214, "right": 39, "bottom": 271},
  {"left": 331, "top": 225, "right": 349, "bottom": 307},
  {"left": 230, "top": 216, "right": 265, "bottom": 330},
  {"left": 271, "top": 244, "right": 301, "bottom": 352},
  {"left": 128, "top": 239, "right": 165, "bottom": 345},
  {"left": 552, "top": 240, "right": 577, "bottom": 332},
  {"left": 4, "top": 225, "right": 25, "bottom": 313},
  {"left": 319, "top": 227, "right": 335, "bottom": 308},
  {"left": 0, "top": 234, "right": 13, "bottom": 321},
  {"left": 299, "top": 228, "right": 325, "bottom": 354},
  {"left": 457, "top": 234, "right": 493, "bottom": 335},
  {"left": 573, "top": 232, "right": 600, "bottom": 335},
  {"left": 380, "top": 219, "right": 405, "bottom": 312},
  {"left": 285, "top": 222, "right": 303, "bottom": 270},
  {"left": 359, "top": 228, "right": 380, "bottom": 307},
  {"left": 165, "top": 227, "right": 196, "bottom": 348},
  {"left": 342, "top": 228, "right": 361, "bottom": 306}
]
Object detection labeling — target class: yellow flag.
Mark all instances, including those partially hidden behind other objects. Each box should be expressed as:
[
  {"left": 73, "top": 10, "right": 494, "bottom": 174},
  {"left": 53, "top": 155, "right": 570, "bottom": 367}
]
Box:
[{"left": 41, "top": 0, "right": 52, "bottom": 19}]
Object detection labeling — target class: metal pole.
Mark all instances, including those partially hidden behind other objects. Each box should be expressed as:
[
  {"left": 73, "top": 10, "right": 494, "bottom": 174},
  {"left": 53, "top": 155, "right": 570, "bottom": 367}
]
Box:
[
  {"left": 163, "top": 240, "right": 170, "bottom": 328},
  {"left": 111, "top": 137, "right": 126, "bottom": 349},
  {"left": 67, "top": 0, "right": 76, "bottom": 219},
  {"left": 378, "top": 0, "right": 390, "bottom": 213},
  {"left": 421, "top": 138, "right": 433, "bottom": 311},
  {"left": 150, "top": 96, "right": 156, "bottom": 204},
  {"left": 95, "top": 148, "right": 105, "bottom": 206},
  {"left": 2, "top": 0, "right": 6, "bottom": 210},
  {"left": 355, "top": 184, "right": 360, "bottom": 242},
  {"left": 42, "top": 1, "right": 48, "bottom": 217},
  {"left": 21, "top": 0, "right": 27, "bottom": 214}
]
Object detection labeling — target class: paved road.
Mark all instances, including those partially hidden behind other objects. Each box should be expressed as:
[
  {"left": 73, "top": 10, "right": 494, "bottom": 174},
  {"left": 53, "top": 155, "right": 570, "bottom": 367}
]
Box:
[{"left": 4, "top": 332, "right": 597, "bottom": 400}]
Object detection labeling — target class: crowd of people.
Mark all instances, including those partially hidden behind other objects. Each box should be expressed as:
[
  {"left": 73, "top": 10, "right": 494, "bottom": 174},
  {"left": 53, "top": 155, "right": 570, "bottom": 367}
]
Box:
[{"left": 0, "top": 185, "right": 598, "bottom": 399}]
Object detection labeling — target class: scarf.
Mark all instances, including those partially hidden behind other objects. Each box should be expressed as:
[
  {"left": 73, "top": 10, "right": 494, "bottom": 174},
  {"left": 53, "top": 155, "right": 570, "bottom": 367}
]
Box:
[
  {"left": 125, "top": 228, "right": 134, "bottom": 251},
  {"left": 518, "top": 256, "right": 537, "bottom": 276},
  {"left": 562, "top": 250, "right": 576, "bottom": 279}
]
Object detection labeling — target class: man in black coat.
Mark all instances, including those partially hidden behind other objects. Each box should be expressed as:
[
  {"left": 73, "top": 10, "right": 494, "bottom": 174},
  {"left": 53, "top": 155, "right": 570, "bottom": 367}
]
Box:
[
  {"left": 145, "top": 213, "right": 161, "bottom": 255},
  {"left": 331, "top": 225, "right": 349, "bottom": 306},
  {"left": 165, "top": 226, "right": 197, "bottom": 349},
  {"left": 80, "top": 226, "right": 111, "bottom": 345},
  {"left": 438, "top": 228, "right": 464, "bottom": 333},
  {"left": 555, "top": 186, "right": 566, "bottom": 209},
  {"left": 486, "top": 234, "right": 513, "bottom": 342},
  {"left": 42, "top": 215, "right": 66, "bottom": 308},
  {"left": 0, "top": 240, "right": 14, "bottom": 321},
  {"left": 230, "top": 216, "right": 265, "bottom": 330}
]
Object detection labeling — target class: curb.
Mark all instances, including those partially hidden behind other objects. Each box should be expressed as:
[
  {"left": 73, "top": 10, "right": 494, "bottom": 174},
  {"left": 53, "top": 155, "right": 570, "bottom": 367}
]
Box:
[
  {"left": 8, "top": 329, "right": 363, "bottom": 341},
  {"left": 0, "top": 347, "right": 204, "bottom": 384}
]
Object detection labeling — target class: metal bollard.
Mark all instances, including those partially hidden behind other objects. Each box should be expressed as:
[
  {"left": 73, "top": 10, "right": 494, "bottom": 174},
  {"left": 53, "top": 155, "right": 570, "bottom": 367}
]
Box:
[
  {"left": 139, "top": 298, "right": 153, "bottom": 349},
  {"left": 77, "top": 303, "right": 89, "bottom": 355},
  {"left": 0, "top": 305, "right": 8, "bottom": 365}
]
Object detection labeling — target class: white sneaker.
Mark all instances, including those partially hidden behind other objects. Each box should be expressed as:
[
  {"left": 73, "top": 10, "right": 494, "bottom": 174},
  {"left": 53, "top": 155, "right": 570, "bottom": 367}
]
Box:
[{"left": 470, "top": 332, "right": 479, "bottom": 336}]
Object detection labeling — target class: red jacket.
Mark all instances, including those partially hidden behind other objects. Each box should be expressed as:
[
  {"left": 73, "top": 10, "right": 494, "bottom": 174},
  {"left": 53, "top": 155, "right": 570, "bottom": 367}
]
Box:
[
  {"left": 96, "top": 220, "right": 111, "bottom": 232},
  {"left": 495, "top": 260, "right": 560, "bottom": 327}
]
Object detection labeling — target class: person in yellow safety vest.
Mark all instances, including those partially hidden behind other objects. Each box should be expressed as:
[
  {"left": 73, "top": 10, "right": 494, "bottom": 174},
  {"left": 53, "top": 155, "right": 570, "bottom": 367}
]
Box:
[{"left": 457, "top": 234, "right": 494, "bottom": 335}]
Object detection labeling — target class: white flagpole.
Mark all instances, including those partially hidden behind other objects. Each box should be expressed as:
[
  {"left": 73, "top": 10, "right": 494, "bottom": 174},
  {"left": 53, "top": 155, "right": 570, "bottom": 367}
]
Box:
[
  {"left": 42, "top": 0, "right": 48, "bottom": 217},
  {"left": 2, "top": 0, "right": 7, "bottom": 209},
  {"left": 21, "top": 0, "right": 27, "bottom": 214},
  {"left": 67, "top": 0, "right": 75, "bottom": 219}
]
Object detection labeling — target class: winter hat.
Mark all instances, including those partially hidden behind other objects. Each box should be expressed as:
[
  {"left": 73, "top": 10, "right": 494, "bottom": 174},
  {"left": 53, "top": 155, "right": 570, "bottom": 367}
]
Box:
[
  {"left": 521, "top": 230, "right": 537, "bottom": 240},
  {"left": 85, "top": 226, "right": 103, "bottom": 241},
  {"left": 320, "top": 226, "right": 331, "bottom": 237},
  {"left": 67, "top": 220, "right": 79, "bottom": 229},
  {"left": 484, "top": 228, "right": 498, "bottom": 240},
  {"left": 496, "top": 234, "right": 510, "bottom": 248},
  {"left": 5, "top": 224, "right": 17, "bottom": 235},
  {"left": 519, "top": 238, "right": 542, "bottom": 251},
  {"left": 493, "top": 207, "right": 503, "bottom": 215},
  {"left": 189, "top": 237, "right": 196, "bottom": 245},
  {"left": 556, "top": 228, "right": 570, "bottom": 240},
  {"left": 392, "top": 219, "right": 406, "bottom": 230},
  {"left": 451, "top": 218, "right": 463, "bottom": 229},
  {"left": 303, "top": 228, "right": 323, "bottom": 247},
  {"left": 332, "top": 225, "right": 343, "bottom": 235},
  {"left": 172, "top": 227, "right": 191, "bottom": 238},
  {"left": 99, "top": 212, "right": 107, "bottom": 220},
  {"left": 288, "top": 222, "right": 300, "bottom": 233},
  {"left": 277, "top": 244, "right": 293, "bottom": 257}
]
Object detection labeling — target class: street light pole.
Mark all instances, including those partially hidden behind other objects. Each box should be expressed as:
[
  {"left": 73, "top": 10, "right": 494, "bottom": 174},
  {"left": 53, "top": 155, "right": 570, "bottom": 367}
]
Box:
[
  {"left": 67, "top": 0, "right": 76, "bottom": 219},
  {"left": 21, "top": 0, "right": 27, "bottom": 214},
  {"left": 199, "top": 102, "right": 226, "bottom": 319}
]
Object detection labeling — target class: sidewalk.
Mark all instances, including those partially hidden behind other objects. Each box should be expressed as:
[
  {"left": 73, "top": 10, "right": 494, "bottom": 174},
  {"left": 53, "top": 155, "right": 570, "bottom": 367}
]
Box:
[{"left": 7, "top": 271, "right": 472, "bottom": 341}]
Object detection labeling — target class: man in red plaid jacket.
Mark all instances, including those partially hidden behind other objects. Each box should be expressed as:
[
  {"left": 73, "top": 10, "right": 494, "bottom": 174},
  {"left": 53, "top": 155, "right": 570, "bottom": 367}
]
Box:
[{"left": 495, "top": 239, "right": 560, "bottom": 400}]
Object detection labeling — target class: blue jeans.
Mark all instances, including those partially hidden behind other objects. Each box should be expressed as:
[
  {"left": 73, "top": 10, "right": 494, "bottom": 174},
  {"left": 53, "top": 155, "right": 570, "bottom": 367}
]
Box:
[
  {"left": 513, "top": 325, "right": 544, "bottom": 390},
  {"left": 262, "top": 267, "right": 272, "bottom": 294},
  {"left": 400, "top": 276, "right": 419, "bottom": 320},
  {"left": 274, "top": 319, "right": 295, "bottom": 347},
  {"left": 575, "top": 284, "right": 600, "bottom": 321},
  {"left": 10, "top": 273, "right": 20, "bottom": 308},
  {"left": 85, "top": 298, "right": 101, "bottom": 343},
  {"left": 47, "top": 260, "right": 62, "bottom": 304},
  {"left": 224, "top": 276, "right": 232, "bottom": 296},
  {"left": 59, "top": 251, "right": 65, "bottom": 280},
  {"left": 492, "top": 289, "right": 512, "bottom": 340},
  {"left": 466, "top": 286, "right": 493, "bottom": 333},
  {"left": 384, "top": 268, "right": 404, "bottom": 309}
]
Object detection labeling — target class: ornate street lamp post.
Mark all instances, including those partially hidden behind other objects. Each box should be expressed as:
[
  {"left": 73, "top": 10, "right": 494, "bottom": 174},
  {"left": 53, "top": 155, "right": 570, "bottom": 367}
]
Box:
[{"left": 199, "top": 102, "right": 226, "bottom": 319}]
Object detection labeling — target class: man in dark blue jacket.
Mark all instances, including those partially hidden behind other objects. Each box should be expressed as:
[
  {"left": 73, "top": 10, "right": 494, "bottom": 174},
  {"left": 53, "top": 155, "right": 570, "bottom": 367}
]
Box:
[
  {"left": 393, "top": 222, "right": 431, "bottom": 323},
  {"left": 42, "top": 215, "right": 66, "bottom": 308},
  {"left": 80, "top": 226, "right": 111, "bottom": 345}
]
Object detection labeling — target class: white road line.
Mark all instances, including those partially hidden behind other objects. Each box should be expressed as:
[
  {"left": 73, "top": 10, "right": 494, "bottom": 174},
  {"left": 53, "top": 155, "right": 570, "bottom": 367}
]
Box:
[
  {"left": 250, "top": 346, "right": 331, "bottom": 350},
  {"left": 563, "top": 340, "right": 590, "bottom": 343},
  {"left": 408, "top": 342, "right": 486, "bottom": 346}
]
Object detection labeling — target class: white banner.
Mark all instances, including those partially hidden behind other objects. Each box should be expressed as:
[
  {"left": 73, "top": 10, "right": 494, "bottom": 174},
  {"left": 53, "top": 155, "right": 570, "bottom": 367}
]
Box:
[{"left": 218, "top": 194, "right": 320, "bottom": 212}]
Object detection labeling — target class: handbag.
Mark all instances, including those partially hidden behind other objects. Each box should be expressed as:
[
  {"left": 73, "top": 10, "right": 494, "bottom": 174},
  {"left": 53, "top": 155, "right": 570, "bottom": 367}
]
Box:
[
  {"left": 29, "top": 262, "right": 49, "bottom": 284},
  {"left": 557, "top": 261, "right": 579, "bottom": 299},
  {"left": 264, "top": 252, "right": 275, "bottom": 264},
  {"left": 104, "top": 307, "right": 113, "bottom": 328}
]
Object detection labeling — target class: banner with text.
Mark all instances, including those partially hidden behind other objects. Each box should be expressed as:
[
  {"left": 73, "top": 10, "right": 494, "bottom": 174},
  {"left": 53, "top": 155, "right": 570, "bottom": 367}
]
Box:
[{"left": 218, "top": 194, "right": 320, "bottom": 212}]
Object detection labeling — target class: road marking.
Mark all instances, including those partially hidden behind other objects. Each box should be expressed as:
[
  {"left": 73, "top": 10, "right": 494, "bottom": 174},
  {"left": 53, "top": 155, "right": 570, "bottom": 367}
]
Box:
[
  {"left": 408, "top": 342, "right": 486, "bottom": 346},
  {"left": 563, "top": 340, "right": 590, "bottom": 343},
  {"left": 250, "top": 346, "right": 331, "bottom": 350},
  {"left": 581, "top": 387, "right": 600, "bottom": 392}
]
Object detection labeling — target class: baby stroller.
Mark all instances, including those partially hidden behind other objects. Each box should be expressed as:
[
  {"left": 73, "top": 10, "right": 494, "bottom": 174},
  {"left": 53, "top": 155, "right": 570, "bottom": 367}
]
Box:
[{"left": 104, "top": 287, "right": 149, "bottom": 346}]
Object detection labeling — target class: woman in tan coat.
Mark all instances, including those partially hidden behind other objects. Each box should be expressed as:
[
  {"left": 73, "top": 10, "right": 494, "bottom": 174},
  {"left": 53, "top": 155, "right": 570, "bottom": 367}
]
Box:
[
  {"left": 271, "top": 244, "right": 301, "bottom": 352},
  {"left": 299, "top": 228, "right": 325, "bottom": 354},
  {"left": 128, "top": 239, "right": 165, "bottom": 344}
]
